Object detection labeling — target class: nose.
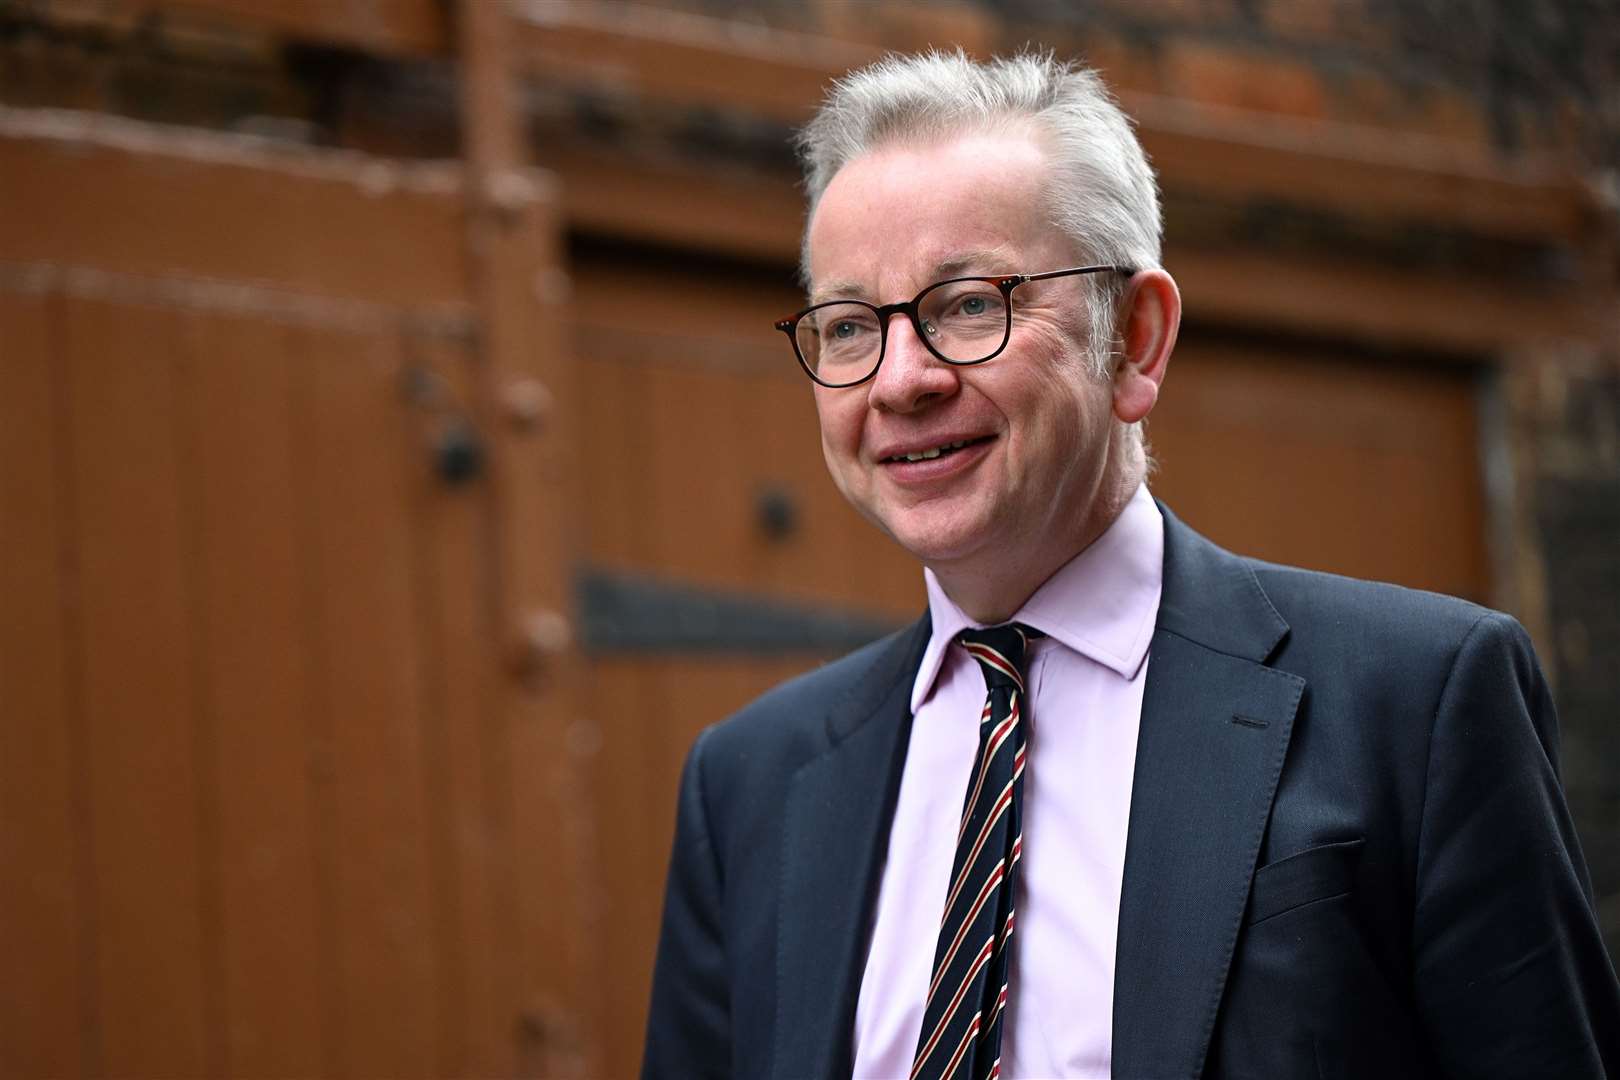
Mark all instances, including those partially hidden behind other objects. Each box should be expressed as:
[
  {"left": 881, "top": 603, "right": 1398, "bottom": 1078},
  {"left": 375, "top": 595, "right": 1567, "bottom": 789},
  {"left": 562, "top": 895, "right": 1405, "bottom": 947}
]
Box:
[{"left": 867, "top": 311, "right": 960, "bottom": 414}]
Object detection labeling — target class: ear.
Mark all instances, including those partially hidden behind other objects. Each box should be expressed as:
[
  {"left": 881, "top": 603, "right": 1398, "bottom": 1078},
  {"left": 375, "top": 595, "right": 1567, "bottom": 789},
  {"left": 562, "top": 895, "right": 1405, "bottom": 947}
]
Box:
[{"left": 1112, "top": 268, "right": 1180, "bottom": 424}]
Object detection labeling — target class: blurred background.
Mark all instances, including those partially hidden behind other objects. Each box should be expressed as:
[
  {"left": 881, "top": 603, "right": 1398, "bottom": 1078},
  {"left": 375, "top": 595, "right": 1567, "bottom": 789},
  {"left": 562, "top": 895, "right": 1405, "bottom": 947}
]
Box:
[{"left": 1, "top": 0, "right": 1617, "bottom": 1076}]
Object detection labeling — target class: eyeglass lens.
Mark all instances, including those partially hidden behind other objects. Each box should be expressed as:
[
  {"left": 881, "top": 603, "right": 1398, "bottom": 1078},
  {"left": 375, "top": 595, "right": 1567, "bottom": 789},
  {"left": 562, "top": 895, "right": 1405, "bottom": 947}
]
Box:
[{"left": 795, "top": 278, "right": 1011, "bottom": 383}]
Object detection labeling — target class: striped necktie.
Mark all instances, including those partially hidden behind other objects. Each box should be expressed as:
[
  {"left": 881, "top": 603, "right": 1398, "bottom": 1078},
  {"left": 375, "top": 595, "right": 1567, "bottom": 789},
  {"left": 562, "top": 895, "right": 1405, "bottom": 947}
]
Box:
[{"left": 911, "top": 623, "right": 1041, "bottom": 1080}]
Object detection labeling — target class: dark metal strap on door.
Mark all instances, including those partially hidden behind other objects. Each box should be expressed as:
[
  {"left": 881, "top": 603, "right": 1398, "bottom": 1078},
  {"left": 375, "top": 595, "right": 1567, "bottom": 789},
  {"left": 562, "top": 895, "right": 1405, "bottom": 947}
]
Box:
[{"left": 576, "top": 568, "right": 903, "bottom": 654}]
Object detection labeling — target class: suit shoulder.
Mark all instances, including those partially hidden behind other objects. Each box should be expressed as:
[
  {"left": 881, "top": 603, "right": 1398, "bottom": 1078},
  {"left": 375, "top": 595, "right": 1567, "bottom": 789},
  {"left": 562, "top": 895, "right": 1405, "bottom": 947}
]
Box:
[
  {"left": 1249, "top": 558, "right": 1498, "bottom": 634},
  {"left": 1245, "top": 559, "right": 1537, "bottom": 678}
]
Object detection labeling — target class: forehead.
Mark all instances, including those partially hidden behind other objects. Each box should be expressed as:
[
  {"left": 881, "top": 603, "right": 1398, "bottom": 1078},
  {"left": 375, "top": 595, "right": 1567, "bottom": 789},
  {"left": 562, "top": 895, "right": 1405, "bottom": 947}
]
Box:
[{"left": 806, "top": 128, "right": 1066, "bottom": 299}]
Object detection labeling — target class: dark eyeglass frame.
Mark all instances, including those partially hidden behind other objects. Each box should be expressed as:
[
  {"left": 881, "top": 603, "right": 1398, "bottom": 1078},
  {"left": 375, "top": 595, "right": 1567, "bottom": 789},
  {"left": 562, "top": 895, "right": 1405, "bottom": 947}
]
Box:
[{"left": 774, "top": 264, "right": 1135, "bottom": 388}]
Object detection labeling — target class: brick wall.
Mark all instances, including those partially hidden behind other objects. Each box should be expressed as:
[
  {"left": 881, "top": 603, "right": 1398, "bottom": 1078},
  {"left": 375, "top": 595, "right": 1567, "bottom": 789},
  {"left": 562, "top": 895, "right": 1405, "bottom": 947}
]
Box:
[{"left": 1513, "top": 355, "right": 1620, "bottom": 946}]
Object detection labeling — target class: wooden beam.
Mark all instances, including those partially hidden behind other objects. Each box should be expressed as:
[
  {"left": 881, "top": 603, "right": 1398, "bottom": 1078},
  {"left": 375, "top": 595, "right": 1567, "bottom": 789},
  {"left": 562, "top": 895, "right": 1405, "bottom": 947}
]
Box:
[
  {"left": 1169, "top": 248, "right": 1618, "bottom": 356},
  {"left": 0, "top": 107, "right": 470, "bottom": 310},
  {"left": 1134, "top": 96, "right": 1598, "bottom": 245},
  {"left": 511, "top": 0, "right": 878, "bottom": 125},
  {"left": 542, "top": 141, "right": 803, "bottom": 264},
  {"left": 453, "top": 1, "right": 597, "bottom": 1076},
  {"left": 535, "top": 140, "right": 1617, "bottom": 354}
]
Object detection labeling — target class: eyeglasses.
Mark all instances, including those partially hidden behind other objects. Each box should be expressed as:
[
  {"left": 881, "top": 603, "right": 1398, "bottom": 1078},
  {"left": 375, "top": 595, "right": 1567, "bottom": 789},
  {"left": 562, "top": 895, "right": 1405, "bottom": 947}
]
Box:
[{"left": 774, "top": 264, "right": 1133, "bottom": 388}]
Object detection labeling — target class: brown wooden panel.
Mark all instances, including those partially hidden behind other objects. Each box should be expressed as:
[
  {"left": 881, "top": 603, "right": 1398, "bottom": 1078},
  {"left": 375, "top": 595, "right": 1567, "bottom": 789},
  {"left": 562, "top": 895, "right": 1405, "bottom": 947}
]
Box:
[
  {"left": 543, "top": 142, "right": 805, "bottom": 264},
  {"left": 301, "top": 323, "right": 441, "bottom": 1077},
  {"left": 572, "top": 257, "right": 925, "bottom": 620},
  {"left": 1150, "top": 340, "right": 1489, "bottom": 602},
  {"left": 178, "top": 309, "right": 325, "bottom": 1077},
  {"left": 639, "top": 359, "right": 754, "bottom": 577},
  {"left": 578, "top": 350, "right": 647, "bottom": 569},
  {"left": 747, "top": 364, "right": 926, "bottom": 618},
  {"left": 59, "top": 295, "right": 211, "bottom": 1075},
  {"left": 1134, "top": 99, "right": 1596, "bottom": 244},
  {"left": 587, "top": 351, "right": 920, "bottom": 618},
  {"left": 586, "top": 653, "right": 829, "bottom": 1080},
  {"left": 0, "top": 103, "right": 572, "bottom": 1080},
  {"left": 462, "top": 186, "right": 602, "bottom": 1076},
  {"left": 1169, "top": 247, "right": 1613, "bottom": 356},
  {"left": 583, "top": 655, "right": 658, "bottom": 1080},
  {"left": 403, "top": 333, "right": 516, "bottom": 1079},
  {"left": 0, "top": 109, "right": 471, "bottom": 309},
  {"left": 0, "top": 291, "right": 84, "bottom": 1079}
]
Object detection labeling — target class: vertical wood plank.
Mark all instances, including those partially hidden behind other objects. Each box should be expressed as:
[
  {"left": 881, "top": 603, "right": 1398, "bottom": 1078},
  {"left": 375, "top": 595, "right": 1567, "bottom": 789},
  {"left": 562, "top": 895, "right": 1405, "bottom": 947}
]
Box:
[
  {"left": 495, "top": 221, "right": 598, "bottom": 1079},
  {"left": 641, "top": 362, "right": 750, "bottom": 588},
  {"left": 58, "top": 295, "right": 210, "bottom": 1076},
  {"left": 181, "top": 309, "right": 326, "bottom": 1078},
  {"left": 175, "top": 310, "right": 232, "bottom": 1080},
  {"left": 0, "top": 290, "right": 84, "bottom": 1079},
  {"left": 583, "top": 655, "right": 662, "bottom": 1080},
  {"left": 577, "top": 354, "right": 645, "bottom": 569},
  {"left": 302, "top": 323, "right": 441, "bottom": 1078},
  {"left": 745, "top": 369, "right": 822, "bottom": 597},
  {"left": 588, "top": 653, "right": 832, "bottom": 1080},
  {"left": 455, "top": 0, "right": 599, "bottom": 1060},
  {"left": 403, "top": 332, "right": 513, "bottom": 1079},
  {"left": 288, "top": 322, "right": 346, "bottom": 1080}
]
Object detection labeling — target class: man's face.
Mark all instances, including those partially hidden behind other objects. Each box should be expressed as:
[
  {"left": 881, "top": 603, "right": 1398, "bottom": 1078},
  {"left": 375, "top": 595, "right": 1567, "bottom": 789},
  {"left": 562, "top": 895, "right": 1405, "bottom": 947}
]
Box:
[{"left": 805, "top": 128, "right": 1124, "bottom": 580}]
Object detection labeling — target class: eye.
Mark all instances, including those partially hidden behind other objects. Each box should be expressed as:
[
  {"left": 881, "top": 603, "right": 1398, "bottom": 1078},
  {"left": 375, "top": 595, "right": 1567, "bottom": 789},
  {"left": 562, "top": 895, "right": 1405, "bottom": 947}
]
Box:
[
  {"left": 959, "top": 295, "right": 988, "bottom": 316},
  {"left": 831, "top": 320, "right": 859, "bottom": 339}
]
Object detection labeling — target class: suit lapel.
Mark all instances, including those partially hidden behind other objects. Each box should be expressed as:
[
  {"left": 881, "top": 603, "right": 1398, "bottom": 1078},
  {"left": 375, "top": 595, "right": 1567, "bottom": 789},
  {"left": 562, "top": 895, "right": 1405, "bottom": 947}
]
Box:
[
  {"left": 773, "top": 617, "right": 929, "bottom": 1080},
  {"left": 1111, "top": 509, "right": 1305, "bottom": 1079}
]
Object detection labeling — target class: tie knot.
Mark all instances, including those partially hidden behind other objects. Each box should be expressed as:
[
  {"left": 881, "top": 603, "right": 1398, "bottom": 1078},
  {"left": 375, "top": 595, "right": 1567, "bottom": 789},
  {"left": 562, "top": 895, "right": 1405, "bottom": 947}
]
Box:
[{"left": 958, "top": 623, "right": 1042, "bottom": 693}]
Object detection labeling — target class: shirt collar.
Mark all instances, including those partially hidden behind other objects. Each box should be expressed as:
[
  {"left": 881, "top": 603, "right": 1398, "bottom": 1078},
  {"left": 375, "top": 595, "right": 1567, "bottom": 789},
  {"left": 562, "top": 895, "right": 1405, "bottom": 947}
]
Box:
[{"left": 910, "top": 483, "right": 1164, "bottom": 712}]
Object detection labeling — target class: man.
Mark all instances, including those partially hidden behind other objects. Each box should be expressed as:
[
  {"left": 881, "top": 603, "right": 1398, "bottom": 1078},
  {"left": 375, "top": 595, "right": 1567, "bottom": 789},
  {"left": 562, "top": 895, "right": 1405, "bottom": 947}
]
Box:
[{"left": 643, "top": 50, "right": 1620, "bottom": 1079}]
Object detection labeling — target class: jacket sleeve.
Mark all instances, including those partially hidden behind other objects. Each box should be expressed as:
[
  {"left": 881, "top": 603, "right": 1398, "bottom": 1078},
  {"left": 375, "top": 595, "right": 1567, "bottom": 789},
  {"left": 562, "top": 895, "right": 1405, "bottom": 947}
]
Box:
[
  {"left": 642, "top": 727, "right": 731, "bottom": 1080},
  {"left": 1412, "top": 611, "right": 1620, "bottom": 1077}
]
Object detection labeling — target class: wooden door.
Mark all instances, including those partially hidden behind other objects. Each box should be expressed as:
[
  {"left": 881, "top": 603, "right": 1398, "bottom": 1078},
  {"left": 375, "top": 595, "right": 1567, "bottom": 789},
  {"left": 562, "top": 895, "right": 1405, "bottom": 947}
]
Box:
[
  {"left": 0, "top": 111, "right": 589, "bottom": 1078},
  {"left": 1150, "top": 333, "right": 1490, "bottom": 603}
]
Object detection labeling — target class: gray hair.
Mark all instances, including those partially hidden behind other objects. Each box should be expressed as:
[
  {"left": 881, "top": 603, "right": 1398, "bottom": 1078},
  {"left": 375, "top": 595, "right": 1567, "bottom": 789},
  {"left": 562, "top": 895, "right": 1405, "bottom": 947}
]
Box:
[{"left": 796, "top": 49, "right": 1162, "bottom": 374}]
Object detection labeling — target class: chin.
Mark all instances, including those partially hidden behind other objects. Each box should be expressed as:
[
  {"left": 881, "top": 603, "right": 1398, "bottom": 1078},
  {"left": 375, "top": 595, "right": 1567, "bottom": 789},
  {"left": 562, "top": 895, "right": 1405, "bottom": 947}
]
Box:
[{"left": 878, "top": 513, "right": 989, "bottom": 567}]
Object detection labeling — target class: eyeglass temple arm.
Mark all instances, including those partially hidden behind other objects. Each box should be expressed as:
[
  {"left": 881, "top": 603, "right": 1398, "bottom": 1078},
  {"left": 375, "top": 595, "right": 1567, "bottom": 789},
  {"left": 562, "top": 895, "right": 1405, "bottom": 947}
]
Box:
[{"left": 1020, "top": 264, "right": 1137, "bottom": 284}]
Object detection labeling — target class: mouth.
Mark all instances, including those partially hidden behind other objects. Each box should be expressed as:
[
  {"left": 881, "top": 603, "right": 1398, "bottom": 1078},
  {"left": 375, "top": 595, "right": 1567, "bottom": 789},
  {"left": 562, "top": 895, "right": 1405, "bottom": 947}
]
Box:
[{"left": 882, "top": 435, "right": 993, "bottom": 464}]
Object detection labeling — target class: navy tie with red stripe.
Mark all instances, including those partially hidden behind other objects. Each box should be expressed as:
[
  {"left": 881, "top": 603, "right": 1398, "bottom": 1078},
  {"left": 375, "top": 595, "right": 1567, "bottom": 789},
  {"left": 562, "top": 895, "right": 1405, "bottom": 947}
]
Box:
[{"left": 911, "top": 623, "right": 1041, "bottom": 1080}]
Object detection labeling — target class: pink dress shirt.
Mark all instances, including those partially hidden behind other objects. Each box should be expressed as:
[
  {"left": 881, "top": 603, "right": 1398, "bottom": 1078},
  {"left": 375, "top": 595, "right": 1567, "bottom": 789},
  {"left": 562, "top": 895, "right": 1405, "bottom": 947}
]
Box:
[{"left": 852, "top": 484, "right": 1164, "bottom": 1079}]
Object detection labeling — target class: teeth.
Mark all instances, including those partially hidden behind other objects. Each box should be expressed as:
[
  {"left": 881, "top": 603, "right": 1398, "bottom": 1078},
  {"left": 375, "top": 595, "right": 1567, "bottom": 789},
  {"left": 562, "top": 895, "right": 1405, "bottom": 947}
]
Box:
[{"left": 899, "top": 439, "right": 969, "bottom": 462}]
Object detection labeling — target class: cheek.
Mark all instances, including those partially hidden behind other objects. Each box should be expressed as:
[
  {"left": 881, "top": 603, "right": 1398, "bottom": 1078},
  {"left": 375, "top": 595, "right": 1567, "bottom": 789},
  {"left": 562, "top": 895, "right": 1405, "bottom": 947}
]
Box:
[
  {"left": 1020, "top": 370, "right": 1104, "bottom": 471},
  {"left": 813, "top": 392, "right": 862, "bottom": 461}
]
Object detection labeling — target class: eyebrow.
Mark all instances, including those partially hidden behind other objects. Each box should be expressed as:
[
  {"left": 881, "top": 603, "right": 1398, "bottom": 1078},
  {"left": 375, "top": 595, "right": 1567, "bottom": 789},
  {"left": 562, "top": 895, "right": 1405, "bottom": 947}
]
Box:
[
  {"left": 934, "top": 249, "right": 1018, "bottom": 279},
  {"left": 808, "top": 248, "right": 1020, "bottom": 307},
  {"left": 808, "top": 279, "right": 868, "bottom": 306}
]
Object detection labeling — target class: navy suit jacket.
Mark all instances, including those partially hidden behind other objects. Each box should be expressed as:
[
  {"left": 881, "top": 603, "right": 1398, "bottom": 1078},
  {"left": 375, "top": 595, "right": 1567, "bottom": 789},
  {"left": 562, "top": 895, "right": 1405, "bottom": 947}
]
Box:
[{"left": 644, "top": 507, "right": 1620, "bottom": 1078}]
